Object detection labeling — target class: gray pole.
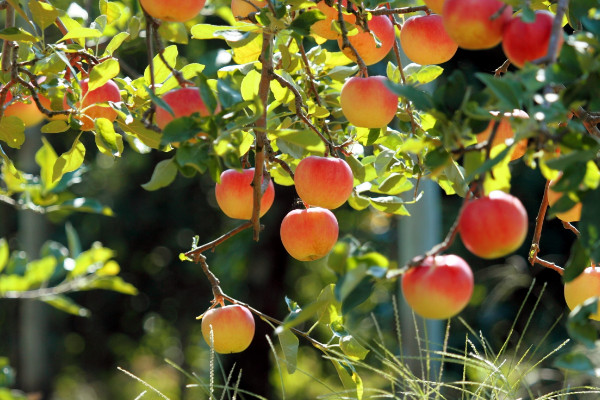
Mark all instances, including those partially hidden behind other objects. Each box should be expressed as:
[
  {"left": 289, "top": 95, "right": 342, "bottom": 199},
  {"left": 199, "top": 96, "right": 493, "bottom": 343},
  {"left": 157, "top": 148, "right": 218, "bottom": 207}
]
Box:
[{"left": 397, "top": 179, "right": 443, "bottom": 379}]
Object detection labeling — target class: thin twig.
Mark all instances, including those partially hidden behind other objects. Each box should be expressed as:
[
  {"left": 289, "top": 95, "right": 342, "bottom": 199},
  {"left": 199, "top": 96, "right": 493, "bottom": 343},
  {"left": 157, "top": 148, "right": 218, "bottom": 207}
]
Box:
[
  {"left": 494, "top": 59, "right": 511, "bottom": 76},
  {"left": 532, "top": 0, "right": 568, "bottom": 65},
  {"left": 1, "top": 5, "right": 14, "bottom": 72},
  {"left": 184, "top": 221, "right": 254, "bottom": 261},
  {"left": 337, "top": 0, "right": 367, "bottom": 76},
  {"left": 562, "top": 221, "right": 580, "bottom": 236},
  {"left": 369, "top": 6, "right": 429, "bottom": 15}
]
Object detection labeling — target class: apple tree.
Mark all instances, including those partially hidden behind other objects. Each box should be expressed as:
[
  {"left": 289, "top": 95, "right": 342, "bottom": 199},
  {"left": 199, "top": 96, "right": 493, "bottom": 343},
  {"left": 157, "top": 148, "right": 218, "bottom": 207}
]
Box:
[{"left": 1, "top": 0, "right": 600, "bottom": 398}]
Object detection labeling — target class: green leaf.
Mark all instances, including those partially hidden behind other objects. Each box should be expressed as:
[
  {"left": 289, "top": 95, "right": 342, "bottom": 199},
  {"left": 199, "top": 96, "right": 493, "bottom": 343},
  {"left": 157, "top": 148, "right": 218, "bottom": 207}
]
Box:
[
  {"left": 288, "top": 9, "right": 325, "bottom": 36},
  {"left": 119, "top": 120, "right": 162, "bottom": 149},
  {"left": 59, "top": 26, "right": 102, "bottom": 42},
  {"left": 567, "top": 297, "right": 599, "bottom": 348},
  {"left": 476, "top": 73, "right": 522, "bottom": 109},
  {"left": 273, "top": 129, "right": 326, "bottom": 159},
  {"left": 0, "top": 116, "right": 25, "bottom": 149},
  {"left": 190, "top": 23, "right": 258, "bottom": 40},
  {"left": 95, "top": 118, "right": 123, "bottom": 156},
  {"left": 386, "top": 83, "right": 434, "bottom": 111},
  {"left": 341, "top": 276, "right": 375, "bottom": 314},
  {"left": 6, "top": 0, "right": 36, "bottom": 31},
  {"left": 404, "top": 63, "right": 444, "bottom": 85},
  {"left": 277, "top": 328, "right": 299, "bottom": 374},
  {"left": 35, "top": 137, "right": 58, "bottom": 192},
  {"left": 57, "top": 198, "right": 113, "bottom": 216},
  {"left": 340, "top": 335, "right": 370, "bottom": 361},
  {"left": 328, "top": 242, "right": 350, "bottom": 274},
  {"left": 144, "top": 45, "right": 178, "bottom": 85},
  {"left": 65, "top": 222, "right": 81, "bottom": 257},
  {"left": 52, "top": 136, "right": 85, "bottom": 183},
  {"left": 104, "top": 32, "right": 130, "bottom": 56},
  {"left": 158, "top": 22, "right": 188, "bottom": 44},
  {"left": 41, "top": 120, "right": 69, "bottom": 133},
  {"left": 142, "top": 158, "right": 178, "bottom": 191},
  {"left": 42, "top": 295, "right": 91, "bottom": 317},
  {"left": 280, "top": 297, "right": 328, "bottom": 330},
  {"left": 88, "top": 59, "right": 120, "bottom": 91},
  {"left": 24, "top": 256, "right": 57, "bottom": 287},
  {"left": 28, "top": 0, "right": 59, "bottom": 30},
  {"left": 70, "top": 247, "right": 114, "bottom": 278},
  {"left": 563, "top": 240, "right": 590, "bottom": 283},
  {"left": 0, "top": 239, "right": 8, "bottom": 274},
  {"left": 81, "top": 276, "right": 138, "bottom": 295},
  {"left": 554, "top": 352, "right": 595, "bottom": 373},
  {"left": 369, "top": 195, "right": 411, "bottom": 215},
  {"left": 161, "top": 117, "right": 202, "bottom": 146},
  {"left": 0, "top": 27, "right": 39, "bottom": 42},
  {"left": 0, "top": 274, "right": 29, "bottom": 293},
  {"left": 580, "top": 188, "right": 600, "bottom": 262}
]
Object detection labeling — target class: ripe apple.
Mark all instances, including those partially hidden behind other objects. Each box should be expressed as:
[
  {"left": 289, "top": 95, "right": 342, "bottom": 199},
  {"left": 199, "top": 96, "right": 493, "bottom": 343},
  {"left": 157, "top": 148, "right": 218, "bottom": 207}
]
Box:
[
  {"left": 64, "top": 79, "right": 122, "bottom": 131},
  {"left": 154, "top": 87, "right": 215, "bottom": 142},
  {"left": 564, "top": 267, "right": 600, "bottom": 320},
  {"left": 337, "top": 15, "right": 395, "bottom": 66},
  {"left": 402, "top": 254, "right": 474, "bottom": 319},
  {"left": 340, "top": 76, "right": 398, "bottom": 128},
  {"left": 424, "top": 0, "right": 445, "bottom": 14},
  {"left": 546, "top": 179, "right": 582, "bottom": 222},
  {"left": 294, "top": 156, "right": 354, "bottom": 209},
  {"left": 311, "top": 0, "right": 356, "bottom": 40},
  {"left": 400, "top": 14, "right": 458, "bottom": 65},
  {"left": 231, "top": 0, "right": 267, "bottom": 21},
  {"left": 280, "top": 207, "right": 339, "bottom": 261},
  {"left": 502, "top": 10, "right": 563, "bottom": 69},
  {"left": 201, "top": 305, "right": 255, "bottom": 353},
  {"left": 458, "top": 190, "right": 528, "bottom": 259},
  {"left": 443, "top": 0, "right": 512, "bottom": 50},
  {"left": 215, "top": 168, "right": 275, "bottom": 220},
  {"left": 140, "top": 0, "right": 206, "bottom": 22},
  {"left": 474, "top": 110, "right": 529, "bottom": 161},
  {"left": 3, "top": 91, "right": 48, "bottom": 127}
]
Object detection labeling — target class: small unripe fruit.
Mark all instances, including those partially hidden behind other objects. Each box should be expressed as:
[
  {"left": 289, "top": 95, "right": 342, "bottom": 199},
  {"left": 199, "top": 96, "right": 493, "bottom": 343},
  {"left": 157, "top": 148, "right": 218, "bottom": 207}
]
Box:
[
  {"left": 458, "top": 191, "right": 528, "bottom": 259},
  {"left": 215, "top": 168, "right": 275, "bottom": 220},
  {"left": 280, "top": 207, "right": 339, "bottom": 261},
  {"left": 564, "top": 267, "right": 600, "bottom": 321},
  {"left": 402, "top": 254, "right": 474, "bottom": 319},
  {"left": 294, "top": 156, "right": 354, "bottom": 209},
  {"left": 201, "top": 305, "right": 255, "bottom": 353}
]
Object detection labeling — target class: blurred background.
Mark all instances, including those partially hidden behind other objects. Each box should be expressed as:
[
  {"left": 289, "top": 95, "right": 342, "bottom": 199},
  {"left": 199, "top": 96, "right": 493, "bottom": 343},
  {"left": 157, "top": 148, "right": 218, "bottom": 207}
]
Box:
[{"left": 0, "top": 0, "right": 588, "bottom": 399}]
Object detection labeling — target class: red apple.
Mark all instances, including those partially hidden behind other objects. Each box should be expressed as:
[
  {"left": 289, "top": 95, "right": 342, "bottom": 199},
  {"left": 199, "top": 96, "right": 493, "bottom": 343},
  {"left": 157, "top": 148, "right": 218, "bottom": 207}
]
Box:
[
  {"left": 337, "top": 15, "right": 395, "bottom": 65},
  {"left": 443, "top": 0, "right": 512, "bottom": 50},
  {"left": 474, "top": 110, "right": 529, "bottom": 161},
  {"left": 280, "top": 207, "right": 339, "bottom": 261},
  {"left": 215, "top": 168, "right": 275, "bottom": 220},
  {"left": 400, "top": 14, "right": 458, "bottom": 65},
  {"left": 502, "top": 10, "right": 563, "bottom": 69},
  {"left": 402, "top": 254, "right": 474, "bottom": 319},
  {"left": 201, "top": 305, "right": 255, "bottom": 353},
  {"left": 140, "top": 0, "right": 206, "bottom": 22},
  {"left": 564, "top": 267, "right": 600, "bottom": 320},
  {"left": 64, "top": 79, "right": 121, "bottom": 131},
  {"left": 547, "top": 178, "right": 582, "bottom": 223},
  {"left": 311, "top": 0, "right": 356, "bottom": 40},
  {"left": 231, "top": 0, "right": 267, "bottom": 20},
  {"left": 340, "top": 76, "right": 398, "bottom": 128},
  {"left": 3, "top": 91, "right": 47, "bottom": 127},
  {"left": 458, "top": 191, "right": 528, "bottom": 259},
  {"left": 294, "top": 156, "right": 354, "bottom": 209},
  {"left": 155, "top": 87, "right": 213, "bottom": 130}
]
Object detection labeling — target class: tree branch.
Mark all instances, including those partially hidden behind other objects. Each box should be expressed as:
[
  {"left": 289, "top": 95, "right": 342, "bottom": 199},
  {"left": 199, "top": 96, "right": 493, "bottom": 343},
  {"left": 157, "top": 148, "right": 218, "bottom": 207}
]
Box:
[{"left": 532, "top": 0, "right": 568, "bottom": 65}]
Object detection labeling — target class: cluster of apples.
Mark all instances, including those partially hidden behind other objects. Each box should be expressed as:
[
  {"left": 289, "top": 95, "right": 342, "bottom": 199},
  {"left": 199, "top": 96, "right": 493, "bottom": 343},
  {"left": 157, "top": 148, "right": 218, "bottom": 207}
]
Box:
[
  {"left": 415, "top": 0, "right": 562, "bottom": 69},
  {"left": 402, "top": 190, "right": 529, "bottom": 320}
]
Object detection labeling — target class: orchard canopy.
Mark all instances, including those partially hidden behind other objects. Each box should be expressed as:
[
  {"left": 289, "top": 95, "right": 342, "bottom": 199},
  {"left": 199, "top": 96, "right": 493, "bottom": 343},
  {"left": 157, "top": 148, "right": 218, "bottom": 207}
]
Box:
[{"left": 1, "top": 0, "right": 600, "bottom": 398}]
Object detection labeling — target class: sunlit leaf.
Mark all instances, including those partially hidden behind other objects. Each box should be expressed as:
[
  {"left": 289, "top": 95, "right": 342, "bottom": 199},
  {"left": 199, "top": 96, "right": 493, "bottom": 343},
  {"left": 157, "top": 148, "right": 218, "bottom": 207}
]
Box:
[
  {"left": 141, "top": 158, "right": 178, "bottom": 191},
  {"left": 42, "top": 295, "right": 91, "bottom": 317},
  {"left": 277, "top": 328, "right": 299, "bottom": 374}
]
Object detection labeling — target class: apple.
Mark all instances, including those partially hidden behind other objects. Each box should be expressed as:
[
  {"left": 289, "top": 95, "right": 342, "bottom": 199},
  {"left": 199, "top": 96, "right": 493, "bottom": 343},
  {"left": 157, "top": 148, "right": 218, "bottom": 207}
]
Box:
[
  {"left": 424, "top": 0, "right": 445, "bottom": 14},
  {"left": 400, "top": 14, "right": 458, "bottom": 65},
  {"left": 3, "top": 91, "right": 48, "bottom": 127},
  {"left": 502, "top": 10, "right": 563, "bottom": 69},
  {"left": 65, "top": 79, "right": 122, "bottom": 131},
  {"left": 337, "top": 15, "right": 395, "bottom": 66},
  {"left": 201, "top": 305, "right": 255, "bottom": 353},
  {"left": 280, "top": 207, "right": 339, "bottom": 261},
  {"left": 231, "top": 0, "right": 267, "bottom": 21},
  {"left": 154, "top": 87, "right": 215, "bottom": 139},
  {"left": 458, "top": 190, "right": 528, "bottom": 259},
  {"left": 474, "top": 110, "right": 529, "bottom": 161},
  {"left": 311, "top": 0, "right": 356, "bottom": 40},
  {"left": 294, "top": 156, "right": 354, "bottom": 209},
  {"left": 547, "top": 179, "right": 582, "bottom": 222},
  {"left": 215, "top": 168, "right": 275, "bottom": 220},
  {"left": 442, "top": 0, "right": 512, "bottom": 50},
  {"left": 402, "top": 254, "right": 474, "bottom": 319},
  {"left": 340, "top": 76, "right": 398, "bottom": 128},
  {"left": 140, "top": 0, "right": 206, "bottom": 22},
  {"left": 564, "top": 267, "right": 600, "bottom": 321}
]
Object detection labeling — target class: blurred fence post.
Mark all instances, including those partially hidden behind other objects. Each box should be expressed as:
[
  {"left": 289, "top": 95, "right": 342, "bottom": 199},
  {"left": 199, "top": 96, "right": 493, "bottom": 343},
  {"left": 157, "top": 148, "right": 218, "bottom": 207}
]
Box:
[{"left": 397, "top": 179, "right": 443, "bottom": 377}]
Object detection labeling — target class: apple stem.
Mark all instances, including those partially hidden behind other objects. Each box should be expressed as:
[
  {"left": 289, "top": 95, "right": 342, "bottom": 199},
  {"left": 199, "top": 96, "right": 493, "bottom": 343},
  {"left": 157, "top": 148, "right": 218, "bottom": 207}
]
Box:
[
  {"left": 494, "top": 59, "right": 511, "bottom": 77},
  {"left": 528, "top": 180, "right": 565, "bottom": 275}
]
